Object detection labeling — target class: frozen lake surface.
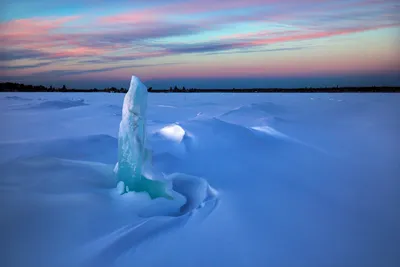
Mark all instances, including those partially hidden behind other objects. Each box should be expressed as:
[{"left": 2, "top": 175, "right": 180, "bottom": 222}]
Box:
[{"left": 1, "top": 92, "right": 399, "bottom": 267}]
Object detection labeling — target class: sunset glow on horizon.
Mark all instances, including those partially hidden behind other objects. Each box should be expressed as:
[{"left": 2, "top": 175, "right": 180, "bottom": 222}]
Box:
[{"left": 1, "top": 0, "right": 399, "bottom": 88}]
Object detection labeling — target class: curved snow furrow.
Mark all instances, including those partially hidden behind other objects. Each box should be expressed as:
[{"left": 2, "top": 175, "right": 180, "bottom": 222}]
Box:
[
  {"left": 79, "top": 216, "right": 191, "bottom": 267},
  {"left": 79, "top": 180, "right": 219, "bottom": 267},
  {"left": 0, "top": 154, "right": 219, "bottom": 267}
]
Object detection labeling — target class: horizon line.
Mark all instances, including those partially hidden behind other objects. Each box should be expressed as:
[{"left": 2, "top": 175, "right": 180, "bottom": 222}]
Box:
[{"left": 1, "top": 81, "right": 399, "bottom": 93}]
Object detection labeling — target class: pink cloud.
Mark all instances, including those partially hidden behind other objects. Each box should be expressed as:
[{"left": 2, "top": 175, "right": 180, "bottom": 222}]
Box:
[
  {"left": 48, "top": 47, "right": 106, "bottom": 58},
  {"left": 100, "top": 12, "right": 159, "bottom": 24},
  {"left": 0, "top": 16, "right": 79, "bottom": 49},
  {"left": 0, "top": 16, "right": 79, "bottom": 35},
  {"left": 0, "top": 15, "right": 117, "bottom": 61}
]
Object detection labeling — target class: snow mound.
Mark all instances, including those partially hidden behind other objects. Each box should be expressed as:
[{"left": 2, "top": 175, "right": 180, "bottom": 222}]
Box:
[
  {"left": 3, "top": 95, "right": 32, "bottom": 101},
  {"left": 151, "top": 124, "right": 196, "bottom": 158},
  {"left": 151, "top": 117, "right": 326, "bottom": 180},
  {"left": 181, "top": 117, "right": 291, "bottom": 148},
  {"left": 158, "top": 124, "right": 186, "bottom": 142},
  {"left": 218, "top": 102, "right": 289, "bottom": 127},
  {"left": 221, "top": 102, "right": 286, "bottom": 117}
]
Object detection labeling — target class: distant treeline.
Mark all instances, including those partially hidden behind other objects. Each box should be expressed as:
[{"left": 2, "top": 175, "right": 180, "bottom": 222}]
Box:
[
  {"left": 151, "top": 86, "right": 400, "bottom": 93},
  {"left": 1, "top": 82, "right": 399, "bottom": 93},
  {"left": 0, "top": 82, "right": 128, "bottom": 93}
]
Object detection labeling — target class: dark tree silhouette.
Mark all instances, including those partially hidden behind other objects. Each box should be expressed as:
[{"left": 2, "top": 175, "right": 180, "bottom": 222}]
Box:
[{"left": 0, "top": 82, "right": 397, "bottom": 93}]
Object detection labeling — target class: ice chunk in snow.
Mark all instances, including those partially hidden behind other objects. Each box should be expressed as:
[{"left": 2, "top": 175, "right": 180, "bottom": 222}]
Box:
[
  {"left": 159, "top": 124, "right": 186, "bottom": 142},
  {"left": 116, "top": 76, "right": 172, "bottom": 199}
]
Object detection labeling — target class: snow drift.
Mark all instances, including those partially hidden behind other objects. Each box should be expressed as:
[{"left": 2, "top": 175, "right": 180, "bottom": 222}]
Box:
[{"left": 0, "top": 87, "right": 399, "bottom": 267}]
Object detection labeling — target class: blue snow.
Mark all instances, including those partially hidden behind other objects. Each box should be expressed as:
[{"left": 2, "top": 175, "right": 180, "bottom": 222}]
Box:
[{"left": 0, "top": 82, "right": 399, "bottom": 267}]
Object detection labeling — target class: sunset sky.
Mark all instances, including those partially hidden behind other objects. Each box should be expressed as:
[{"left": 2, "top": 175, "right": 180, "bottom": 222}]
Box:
[{"left": 1, "top": 0, "right": 399, "bottom": 88}]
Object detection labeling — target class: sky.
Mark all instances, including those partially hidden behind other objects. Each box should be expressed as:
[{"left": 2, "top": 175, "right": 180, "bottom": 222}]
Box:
[{"left": 0, "top": 0, "right": 399, "bottom": 89}]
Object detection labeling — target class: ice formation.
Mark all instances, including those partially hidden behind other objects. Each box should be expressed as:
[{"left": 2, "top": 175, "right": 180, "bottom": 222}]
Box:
[{"left": 116, "top": 76, "right": 172, "bottom": 199}]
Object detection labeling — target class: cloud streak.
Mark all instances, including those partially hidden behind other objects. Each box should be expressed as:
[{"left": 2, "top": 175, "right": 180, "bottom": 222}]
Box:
[
  {"left": 151, "top": 23, "right": 399, "bottom": 55},
  {"left": 0, "top": 49, "right": 49, "bottom": 61},
  {"left": 0, "top": 62, "right": 54, "bottom": 69},
  {"left": 29, "top": 62, "right": 184, "bottom": 77}
]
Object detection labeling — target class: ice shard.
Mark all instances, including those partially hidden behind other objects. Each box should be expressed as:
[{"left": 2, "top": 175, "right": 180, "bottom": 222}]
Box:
[{"left": 116, "top": 76, "right": 172, "bottom": 199}]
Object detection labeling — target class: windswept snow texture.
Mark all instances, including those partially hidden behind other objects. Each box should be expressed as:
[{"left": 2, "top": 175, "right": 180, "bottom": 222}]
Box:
[{"left": 1, "top": 92, "right": 400, "bottom": 267}]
